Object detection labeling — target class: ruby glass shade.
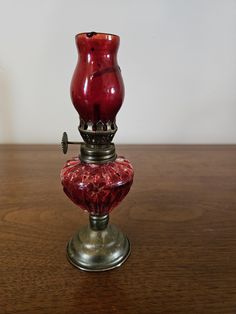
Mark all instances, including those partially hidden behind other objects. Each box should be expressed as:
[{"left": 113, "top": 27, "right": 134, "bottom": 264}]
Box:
[{"left": 71, "top": 32, "right": 124, "bottom": 124}]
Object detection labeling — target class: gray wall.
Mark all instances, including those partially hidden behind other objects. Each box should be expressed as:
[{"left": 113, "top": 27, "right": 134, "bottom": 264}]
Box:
[{"left": 0, "top": 0, "right": 236, "bottom": 144}]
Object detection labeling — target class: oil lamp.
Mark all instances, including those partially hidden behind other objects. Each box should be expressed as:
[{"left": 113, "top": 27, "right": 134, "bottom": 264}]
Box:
[{"left": 61, "top": 32, "right": 134, "bottom": 271}]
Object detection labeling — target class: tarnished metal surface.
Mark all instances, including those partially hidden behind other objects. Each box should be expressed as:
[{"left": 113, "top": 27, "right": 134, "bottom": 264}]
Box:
[{"left": 67, "top": 215, "right": 130, "bottom": 271}]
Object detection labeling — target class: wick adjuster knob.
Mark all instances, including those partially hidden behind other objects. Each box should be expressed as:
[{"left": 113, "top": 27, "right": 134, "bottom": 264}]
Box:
[{"left": 61, "top": 132, "right": 82, "bottom": 154}]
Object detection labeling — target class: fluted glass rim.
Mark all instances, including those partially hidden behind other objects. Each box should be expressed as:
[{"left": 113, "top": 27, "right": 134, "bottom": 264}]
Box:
[{"left": 75, "top": 32, "right": 120, "bottom": 40}]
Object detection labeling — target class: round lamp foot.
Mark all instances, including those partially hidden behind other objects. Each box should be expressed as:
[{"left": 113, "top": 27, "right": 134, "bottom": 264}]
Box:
[{"left": 67, "top": 217, "right": 130, "bottom": 271}]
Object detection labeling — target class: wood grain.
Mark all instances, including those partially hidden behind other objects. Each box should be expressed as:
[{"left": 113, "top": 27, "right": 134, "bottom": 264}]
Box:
[{"left": 0, "top": 145, "right": 236, "bottom": 314}]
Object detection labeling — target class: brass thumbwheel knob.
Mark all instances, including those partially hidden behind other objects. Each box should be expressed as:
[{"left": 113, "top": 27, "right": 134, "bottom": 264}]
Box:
[{"left": 61, "top": 132, "right": 82, "bottom": 154}]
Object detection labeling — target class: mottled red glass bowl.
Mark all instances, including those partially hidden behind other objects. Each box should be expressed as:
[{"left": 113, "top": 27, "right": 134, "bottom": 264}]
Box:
[
  {"left": 71, "top": 32, "right": 124, "bottom": 123},
  {"left": 61, "top": 156, "right": 134, "bottom": 216}
]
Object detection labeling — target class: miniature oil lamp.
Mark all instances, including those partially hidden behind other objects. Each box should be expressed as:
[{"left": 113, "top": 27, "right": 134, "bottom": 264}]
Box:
[{"left": 61, "top": 32, "right": 134, "bottom": 271}]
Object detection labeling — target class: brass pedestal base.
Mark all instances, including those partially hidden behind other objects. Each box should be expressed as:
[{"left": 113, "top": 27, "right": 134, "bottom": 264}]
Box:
[{"left": 67, "top": 215, "right": 130, "bottom": 271}]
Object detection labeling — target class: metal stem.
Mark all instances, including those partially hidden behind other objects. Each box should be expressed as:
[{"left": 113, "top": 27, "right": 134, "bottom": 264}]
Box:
[
  {"left": 67, "top": 141, "right": 82, "bottom": 144},
  {"left": 89, "top": 214, "right": 109, "bottom": 231}
]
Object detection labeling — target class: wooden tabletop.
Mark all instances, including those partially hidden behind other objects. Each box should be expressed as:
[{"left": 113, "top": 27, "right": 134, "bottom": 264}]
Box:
[{"left": 0, "top": 145, "right": 236, "bottom": 314}]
